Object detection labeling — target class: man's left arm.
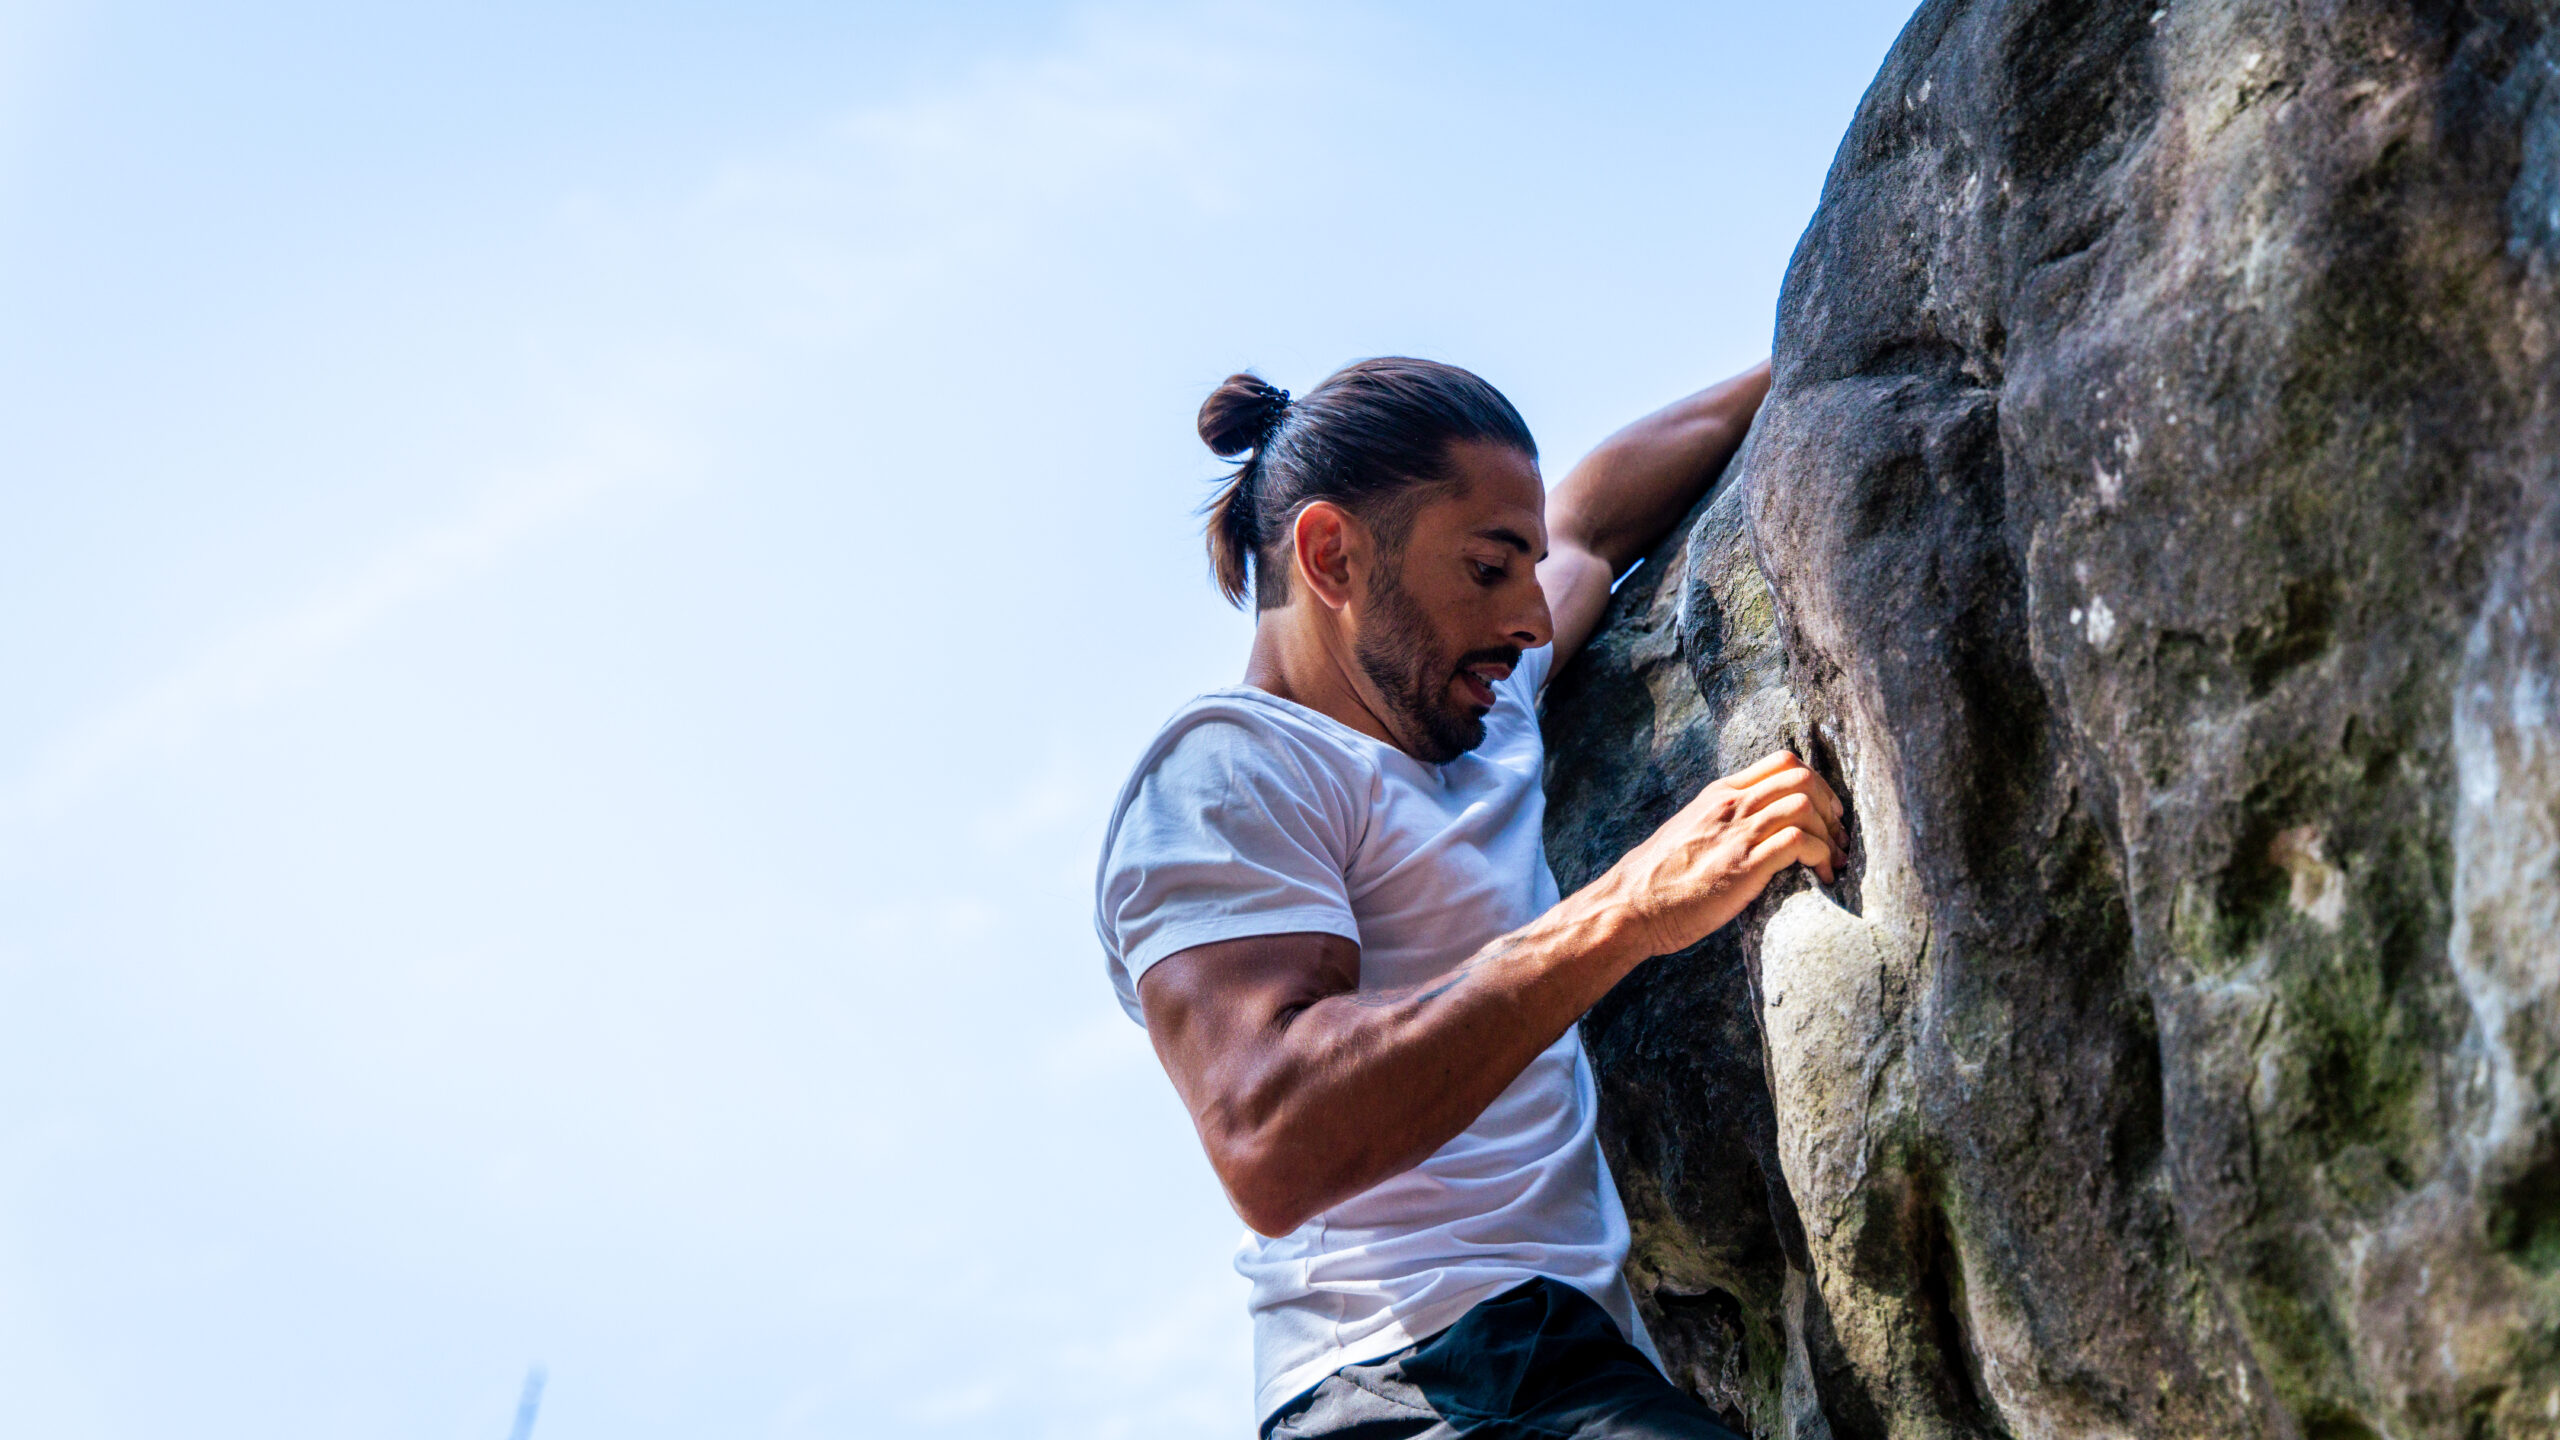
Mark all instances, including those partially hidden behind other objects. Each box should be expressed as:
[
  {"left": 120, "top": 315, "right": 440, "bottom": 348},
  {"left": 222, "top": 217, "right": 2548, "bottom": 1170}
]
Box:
[{"left": 1539, "top": 359, "right": 1772, "bottom": 671}]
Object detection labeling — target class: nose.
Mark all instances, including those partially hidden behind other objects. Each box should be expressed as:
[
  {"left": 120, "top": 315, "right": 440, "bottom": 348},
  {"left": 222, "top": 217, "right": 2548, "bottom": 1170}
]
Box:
[{"left": 1514, "top": 577, "right": 1555, "bottom": 652}]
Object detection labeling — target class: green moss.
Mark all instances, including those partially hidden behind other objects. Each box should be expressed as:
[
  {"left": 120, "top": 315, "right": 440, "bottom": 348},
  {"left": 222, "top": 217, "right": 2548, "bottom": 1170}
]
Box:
[
  {"left": 2486, "top": 1151, "right": 2560, "bottom": 1277},
  {"left": 2222, "top": 1252, "right": 2367, "bottom": 1425}
]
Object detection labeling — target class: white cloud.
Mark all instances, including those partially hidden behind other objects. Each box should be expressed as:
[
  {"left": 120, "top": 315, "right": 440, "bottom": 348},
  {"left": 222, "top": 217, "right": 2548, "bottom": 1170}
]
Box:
[
  {"left": 898, "top": 1377, "right": 1006, "bottom": 1427},
  {"left": 617, "top": 1, "right": 1315, "bottom": 347},
  {"left": 3, "top": 2, "right": 1316, "bottom": 842},
  {"left": 971, "top": 749, "right": 1118, "bottom": 856},
  {"left": 829, "top": 6, "right": 1259, "bottom": 213},
  {"left": 0, "top": 420, "right": 675, "bottom": 830}
]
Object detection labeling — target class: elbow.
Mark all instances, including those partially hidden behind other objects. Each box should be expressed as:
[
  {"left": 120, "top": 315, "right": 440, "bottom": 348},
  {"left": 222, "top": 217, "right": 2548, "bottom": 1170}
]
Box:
[
  {"left": 1233, "top": 1194, "right": 1312, "bottom": 1240},
  {"left": 1210, "top": 1135, "right": 1320, "bottom": 1238}
]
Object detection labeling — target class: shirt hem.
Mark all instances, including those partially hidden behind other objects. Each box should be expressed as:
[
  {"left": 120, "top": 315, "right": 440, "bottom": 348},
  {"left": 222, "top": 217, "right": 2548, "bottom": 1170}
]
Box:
[{"left": 1251, "top": 1281, "right": 1523, "bottom": 1424}]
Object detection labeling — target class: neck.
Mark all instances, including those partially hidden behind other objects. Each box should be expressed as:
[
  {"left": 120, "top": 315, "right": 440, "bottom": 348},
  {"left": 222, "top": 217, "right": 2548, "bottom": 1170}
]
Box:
[{"left": 1242, "top": 603, "right": 1407, "bottom": 753}]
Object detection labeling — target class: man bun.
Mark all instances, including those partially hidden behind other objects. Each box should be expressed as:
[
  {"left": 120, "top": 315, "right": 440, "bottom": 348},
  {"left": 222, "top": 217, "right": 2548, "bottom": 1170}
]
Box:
[
  {"left": 1197, "top": 372, "right": 1293, "bottom": 458},
  {"left": 1191, "top": 358, "right": 1535, "bottom": 612},
  {"left": 1198, "top": 372, "right": 1292, "bottom": 607}
]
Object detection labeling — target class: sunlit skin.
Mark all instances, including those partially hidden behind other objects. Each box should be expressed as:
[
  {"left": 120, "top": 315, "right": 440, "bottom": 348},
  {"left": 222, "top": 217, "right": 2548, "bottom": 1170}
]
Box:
[
  {"left": 1138, "top": 362, "right": 1848, "bottom": 1237},
  {"left": 1239, "top": 438, "right": 1558, "bottom": 763}
]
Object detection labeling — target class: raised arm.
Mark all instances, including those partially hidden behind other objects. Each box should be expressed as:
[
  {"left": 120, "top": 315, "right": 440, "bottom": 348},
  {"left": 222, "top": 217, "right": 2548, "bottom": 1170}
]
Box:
[
  {"left": 1137, "top": 750, "right": 1842, "bottom": 1237},
  {"left": 1538, "top": 360, "right": 1772, "bottom": 669}
]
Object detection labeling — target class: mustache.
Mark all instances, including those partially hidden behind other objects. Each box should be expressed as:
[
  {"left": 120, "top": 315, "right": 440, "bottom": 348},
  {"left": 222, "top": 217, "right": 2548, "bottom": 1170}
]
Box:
[{"left": 1453, "top": 646, "right": 1524, "bottom": 674}]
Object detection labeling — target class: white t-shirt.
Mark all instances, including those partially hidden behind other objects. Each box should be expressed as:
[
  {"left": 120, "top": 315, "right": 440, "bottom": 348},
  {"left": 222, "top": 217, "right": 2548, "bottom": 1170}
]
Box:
[{"left": 1092, "top": 644, "right": 1658, "bottom": 1422}]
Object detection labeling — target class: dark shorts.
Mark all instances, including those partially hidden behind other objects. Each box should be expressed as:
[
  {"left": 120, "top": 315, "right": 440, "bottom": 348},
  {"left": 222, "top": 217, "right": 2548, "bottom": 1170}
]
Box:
[{"left": 1260, "top": 1277, "right": 1746, "bottom": 1440}]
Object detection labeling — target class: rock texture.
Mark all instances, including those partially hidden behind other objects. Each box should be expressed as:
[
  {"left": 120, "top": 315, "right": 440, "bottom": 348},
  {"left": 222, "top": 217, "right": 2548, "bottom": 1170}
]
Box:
[{"left": 1542, "top": 2, "right": 2560, "bottom": 1436}]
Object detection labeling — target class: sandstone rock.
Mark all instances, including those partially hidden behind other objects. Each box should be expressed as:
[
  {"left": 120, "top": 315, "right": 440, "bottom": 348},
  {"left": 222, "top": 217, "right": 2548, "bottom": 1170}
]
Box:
[{"left": 1543, "top": 2, "right": 2560, "bottom": 1435}]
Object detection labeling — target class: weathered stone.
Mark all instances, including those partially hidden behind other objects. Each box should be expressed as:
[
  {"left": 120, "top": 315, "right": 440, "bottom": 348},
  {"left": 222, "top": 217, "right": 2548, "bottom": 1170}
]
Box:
[
  {"left": 1544, "top": 2, "right": 2560, "bottom": 1435},
  {"left": 1548, "top": 472, "right": 1829, "bottom": 1440}
]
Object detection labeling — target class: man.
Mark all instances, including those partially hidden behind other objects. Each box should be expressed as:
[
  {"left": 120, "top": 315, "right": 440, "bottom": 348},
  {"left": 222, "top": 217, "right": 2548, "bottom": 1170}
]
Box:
[{"left": 1094, "top": 357, "right": 1845, "bottom": 1439}]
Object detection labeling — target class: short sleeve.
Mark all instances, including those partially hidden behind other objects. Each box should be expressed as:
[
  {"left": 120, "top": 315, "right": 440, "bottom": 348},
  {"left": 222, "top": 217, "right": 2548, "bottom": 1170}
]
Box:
[{"left": 1094, "top": 711, "right": 1364, "bottom": 1023}]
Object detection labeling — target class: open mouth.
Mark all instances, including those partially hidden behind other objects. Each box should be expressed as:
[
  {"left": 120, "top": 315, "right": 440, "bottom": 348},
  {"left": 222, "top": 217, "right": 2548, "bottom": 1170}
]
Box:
[{"left": 1454, "top": 659, "right": 1511, "bottom": 710}]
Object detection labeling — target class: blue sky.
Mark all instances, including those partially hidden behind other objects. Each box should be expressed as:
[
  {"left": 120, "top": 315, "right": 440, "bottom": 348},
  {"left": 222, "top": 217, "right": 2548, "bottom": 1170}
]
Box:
[{"left": 0, "top": 3, "right": 1915, "bottom": 1436}]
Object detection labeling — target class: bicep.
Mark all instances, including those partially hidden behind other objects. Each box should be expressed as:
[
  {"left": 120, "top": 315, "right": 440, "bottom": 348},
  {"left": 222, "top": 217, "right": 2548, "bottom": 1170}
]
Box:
[
  {"left": 1137, "top": 930, "right": 1360, "bottom": 1113},
  {"left": 1538, "top": 543, "right": 1617, "bottom": 673}
]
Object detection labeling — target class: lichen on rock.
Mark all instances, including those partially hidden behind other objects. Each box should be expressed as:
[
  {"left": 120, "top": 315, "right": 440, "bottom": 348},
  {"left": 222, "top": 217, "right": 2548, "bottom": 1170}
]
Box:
[{"left": 1542, "top": 1, "right": 2560, "bottom": 1435}]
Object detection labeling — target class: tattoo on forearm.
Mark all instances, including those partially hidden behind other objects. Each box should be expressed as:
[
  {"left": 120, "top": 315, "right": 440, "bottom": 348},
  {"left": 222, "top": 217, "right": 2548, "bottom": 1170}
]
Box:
[{"left": 1341, "top": 937, "right": 1518, "bottom": 1009}]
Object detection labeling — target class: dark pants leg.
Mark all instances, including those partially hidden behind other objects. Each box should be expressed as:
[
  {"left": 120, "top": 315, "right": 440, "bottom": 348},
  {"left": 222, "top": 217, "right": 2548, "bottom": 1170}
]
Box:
[{"left": 1262, "top": 1278, "right": 1746, "bottom": 1440}]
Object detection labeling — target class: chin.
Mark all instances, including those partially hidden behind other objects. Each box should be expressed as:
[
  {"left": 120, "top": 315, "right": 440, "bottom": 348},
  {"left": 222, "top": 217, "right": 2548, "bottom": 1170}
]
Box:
[{"left": 1412, "top": 706, "right": 1489, "bottom": 764}]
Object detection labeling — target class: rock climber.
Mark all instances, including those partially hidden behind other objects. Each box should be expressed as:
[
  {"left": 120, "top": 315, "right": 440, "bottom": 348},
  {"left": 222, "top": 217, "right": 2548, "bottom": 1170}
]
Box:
[{"left": 1093, "top": 356, "right": 1847, "bottom": 1439}]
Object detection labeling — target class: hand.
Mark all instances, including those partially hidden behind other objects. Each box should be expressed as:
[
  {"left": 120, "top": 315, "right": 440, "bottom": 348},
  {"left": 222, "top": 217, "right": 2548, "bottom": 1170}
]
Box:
[{"left": 1599, "top": 750, "right": 1847, "bottom": 959}]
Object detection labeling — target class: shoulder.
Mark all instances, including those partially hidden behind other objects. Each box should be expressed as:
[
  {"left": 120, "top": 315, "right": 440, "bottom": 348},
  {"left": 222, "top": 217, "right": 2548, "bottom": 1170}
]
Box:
[
  {"left": 1117, "top": 690, "right": 1377, "bottom": 809},
  {"left": 1092, "top": 691, "right": 1373, "bottom": 1014},
  {"left": 1100, "top": 691, "right": 1378, "bottom": 867}
]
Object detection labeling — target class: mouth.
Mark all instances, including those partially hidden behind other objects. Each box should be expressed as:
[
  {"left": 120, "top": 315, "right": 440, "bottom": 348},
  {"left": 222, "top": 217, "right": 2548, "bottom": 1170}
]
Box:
[{"left": 1453, "top": 659, "right": 1512, "bottom": 710}]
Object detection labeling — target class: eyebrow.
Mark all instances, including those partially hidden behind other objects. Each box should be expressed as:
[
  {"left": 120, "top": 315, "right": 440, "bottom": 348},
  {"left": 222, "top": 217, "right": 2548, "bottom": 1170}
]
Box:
[{"left": 1475, "top": 526, "right": 1538, "bottom": 556}]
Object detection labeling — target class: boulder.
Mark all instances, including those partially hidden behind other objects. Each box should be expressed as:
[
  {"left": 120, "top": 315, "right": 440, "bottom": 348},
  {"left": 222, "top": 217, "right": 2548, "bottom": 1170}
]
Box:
[{"left": 1542, "top": 2, "right": 2560, "bottom": 1435}]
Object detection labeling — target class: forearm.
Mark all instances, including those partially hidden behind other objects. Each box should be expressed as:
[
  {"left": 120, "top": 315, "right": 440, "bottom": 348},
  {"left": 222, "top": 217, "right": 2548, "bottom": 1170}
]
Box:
[
  {"left": 1212, "top": 893, "right": 1645, "bottom": 1233},
  {"left": 1549, "top": 360, "right": 1770, "bottom": 571},
  {"left": 1144, "top": 752, "right": 1845, "bottom": 1237}
]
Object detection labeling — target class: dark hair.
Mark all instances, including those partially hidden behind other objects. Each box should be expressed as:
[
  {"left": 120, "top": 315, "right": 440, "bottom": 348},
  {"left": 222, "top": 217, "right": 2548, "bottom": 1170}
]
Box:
[{"left": 1197, "top": 357, "right": 1537, "bottom": 610}]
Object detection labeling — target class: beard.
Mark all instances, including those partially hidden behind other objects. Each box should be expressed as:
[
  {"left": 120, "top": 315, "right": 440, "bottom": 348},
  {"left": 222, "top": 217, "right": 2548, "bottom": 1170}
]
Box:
[{"left": 1353, "top": 569, "right": 1522, "bottom": 765}]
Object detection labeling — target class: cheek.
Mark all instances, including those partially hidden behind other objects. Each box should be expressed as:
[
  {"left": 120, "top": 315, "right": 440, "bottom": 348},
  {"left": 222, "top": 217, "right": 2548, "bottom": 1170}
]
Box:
[
  {"left": 1384, "top": 588, "right": 1464, "bottom": 670},
  {"left": 1415, "top": 565, "right": 1490, "bottom": 618},
  {"left": 1447, "top": 582, "right": 1516, "bottom": 639}
]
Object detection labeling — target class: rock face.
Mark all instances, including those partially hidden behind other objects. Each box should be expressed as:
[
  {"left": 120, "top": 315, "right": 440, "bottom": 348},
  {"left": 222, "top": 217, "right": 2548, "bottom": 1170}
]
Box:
[{"left": 1542, "top": 2, "right": 2560, "bottom": 1436}]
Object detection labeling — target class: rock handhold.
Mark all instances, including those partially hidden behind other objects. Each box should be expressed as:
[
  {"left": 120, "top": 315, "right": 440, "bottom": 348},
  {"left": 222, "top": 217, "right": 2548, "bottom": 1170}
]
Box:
[{"left": 1545, "top": 1, "right": 2560, "bottom": 1435}]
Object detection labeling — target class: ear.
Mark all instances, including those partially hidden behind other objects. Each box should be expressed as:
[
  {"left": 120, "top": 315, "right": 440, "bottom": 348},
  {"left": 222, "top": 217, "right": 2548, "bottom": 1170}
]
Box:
[{"left": 1290, "top": 501, "right": 1365, "bottom": 612}]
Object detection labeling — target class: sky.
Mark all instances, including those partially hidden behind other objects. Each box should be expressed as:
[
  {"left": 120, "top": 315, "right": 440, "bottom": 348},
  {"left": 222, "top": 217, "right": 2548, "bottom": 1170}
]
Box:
[{"left": 0, "top": 3, "right": 1917, "bottom": 1436}]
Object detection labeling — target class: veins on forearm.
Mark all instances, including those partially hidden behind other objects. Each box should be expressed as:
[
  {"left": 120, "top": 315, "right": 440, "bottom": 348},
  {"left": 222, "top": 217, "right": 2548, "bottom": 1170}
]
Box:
[{"left": 1338, "top": 936, "right": 1518, "bottom": 1009}]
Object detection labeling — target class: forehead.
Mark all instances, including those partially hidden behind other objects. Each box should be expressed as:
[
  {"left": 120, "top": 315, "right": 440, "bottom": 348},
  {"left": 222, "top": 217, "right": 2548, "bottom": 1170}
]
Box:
[{"left": 1417, "top": 440, "right": 1545, "bottom": 541}]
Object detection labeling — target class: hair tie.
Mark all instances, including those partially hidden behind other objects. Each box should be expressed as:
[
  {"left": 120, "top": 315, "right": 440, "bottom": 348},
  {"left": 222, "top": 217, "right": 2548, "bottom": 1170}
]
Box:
[{"left": 1260, "top": 387, "right": 1292, "bottom": 441}]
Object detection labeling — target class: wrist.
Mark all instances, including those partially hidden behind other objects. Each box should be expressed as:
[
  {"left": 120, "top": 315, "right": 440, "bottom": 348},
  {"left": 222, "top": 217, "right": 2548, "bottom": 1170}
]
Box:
[{"left": 1546, "top": 871, "right": 1658, "bottom": 977}]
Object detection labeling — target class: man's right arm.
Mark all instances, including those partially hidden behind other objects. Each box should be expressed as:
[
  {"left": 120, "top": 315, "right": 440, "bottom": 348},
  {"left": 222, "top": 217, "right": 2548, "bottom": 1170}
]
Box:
[{"left": 1137, "top": 750, "right": 1844, "bottom": 1237}]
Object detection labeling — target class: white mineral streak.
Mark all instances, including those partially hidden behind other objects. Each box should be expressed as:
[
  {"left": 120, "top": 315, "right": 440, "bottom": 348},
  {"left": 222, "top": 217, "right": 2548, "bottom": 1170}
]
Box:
[
  {"left": 2086, "top": 594, "right": 2118, "bottom": 647},
  {"left": 2447, "top": 524, "right": 2560, "bottom": 1185}
]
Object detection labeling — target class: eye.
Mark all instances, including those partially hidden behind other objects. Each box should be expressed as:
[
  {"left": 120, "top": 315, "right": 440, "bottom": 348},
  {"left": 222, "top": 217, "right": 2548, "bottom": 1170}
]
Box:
[{"left": 1470, "top": 560, "right": 1506, "bottom": 586}]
